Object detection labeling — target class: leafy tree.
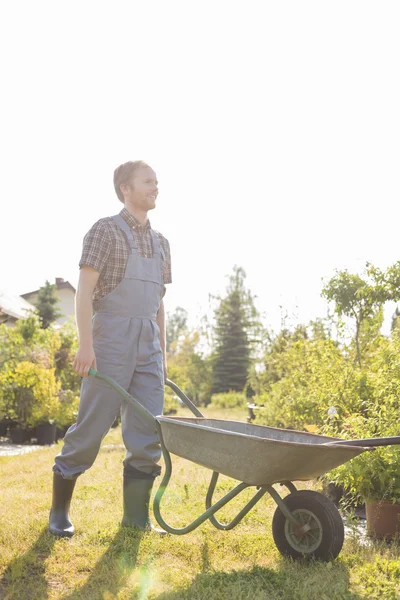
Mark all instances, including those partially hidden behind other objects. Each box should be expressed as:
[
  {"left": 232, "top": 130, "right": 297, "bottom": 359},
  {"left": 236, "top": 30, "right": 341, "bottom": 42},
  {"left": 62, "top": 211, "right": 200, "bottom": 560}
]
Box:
[
  {"left": 211, "top": 266, "right": 260, "bottom": 393},
  {"left": 35, "top": 280, "right": 62, "bottom": 329},
  {"left": 167, "top": 330, "right": 212, "bottom": 405},
  {"left": 391, "top": 306, "right": 400, "bottom": 332},
  {"left": 166, "top": 306, "right": 188, "bottom": 354},
  {"left": 322, "top": 268, "right": 388, "bottom": 366}
]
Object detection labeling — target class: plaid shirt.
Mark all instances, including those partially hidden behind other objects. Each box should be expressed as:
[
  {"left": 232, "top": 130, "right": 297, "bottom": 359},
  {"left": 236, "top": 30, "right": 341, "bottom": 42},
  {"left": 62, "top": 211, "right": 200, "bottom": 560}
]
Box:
[{"left": 79, "top": 208, "right": 172, "bottom": 302}]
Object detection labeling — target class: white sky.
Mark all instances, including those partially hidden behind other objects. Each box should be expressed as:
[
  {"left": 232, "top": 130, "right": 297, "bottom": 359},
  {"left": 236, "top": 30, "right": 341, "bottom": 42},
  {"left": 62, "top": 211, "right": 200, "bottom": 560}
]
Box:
[{"left": 1, "top": 1, "right": 399, "bottom": 334}]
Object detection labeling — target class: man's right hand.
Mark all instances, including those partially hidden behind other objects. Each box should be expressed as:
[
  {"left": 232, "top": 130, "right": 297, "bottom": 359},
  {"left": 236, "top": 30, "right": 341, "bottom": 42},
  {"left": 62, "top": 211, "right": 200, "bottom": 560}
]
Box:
[{"left": 73, "top": 345, "right": 97, "bottom": 377}]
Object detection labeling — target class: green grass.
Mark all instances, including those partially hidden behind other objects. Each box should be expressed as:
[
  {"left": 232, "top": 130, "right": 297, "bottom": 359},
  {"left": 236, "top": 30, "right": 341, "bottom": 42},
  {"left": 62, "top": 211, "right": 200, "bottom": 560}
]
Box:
[{"left": 1, "top": 406, "right": 400, "bottom": 599}]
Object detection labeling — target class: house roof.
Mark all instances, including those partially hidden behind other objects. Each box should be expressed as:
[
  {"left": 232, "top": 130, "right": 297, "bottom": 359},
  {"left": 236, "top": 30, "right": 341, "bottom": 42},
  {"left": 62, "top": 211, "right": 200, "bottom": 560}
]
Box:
[
  {"left": 0, "top": 291, "right": 36, "bottom": 320},
  {"left": 21, "top": 278, "right": 76, "bottom": 299}
]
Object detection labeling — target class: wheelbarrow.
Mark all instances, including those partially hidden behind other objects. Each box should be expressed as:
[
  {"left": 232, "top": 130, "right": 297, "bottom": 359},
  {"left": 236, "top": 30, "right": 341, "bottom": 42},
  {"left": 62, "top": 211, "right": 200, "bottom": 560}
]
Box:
[{"left": 89, "top": 368, "right": 400, "bottom": 561}]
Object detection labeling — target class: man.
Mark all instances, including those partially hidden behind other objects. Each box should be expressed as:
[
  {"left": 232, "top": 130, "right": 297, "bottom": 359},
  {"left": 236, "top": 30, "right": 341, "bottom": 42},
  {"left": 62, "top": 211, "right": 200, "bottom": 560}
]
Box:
[{"left": 49, "top": 160, "right": 171, "bottom": 537}]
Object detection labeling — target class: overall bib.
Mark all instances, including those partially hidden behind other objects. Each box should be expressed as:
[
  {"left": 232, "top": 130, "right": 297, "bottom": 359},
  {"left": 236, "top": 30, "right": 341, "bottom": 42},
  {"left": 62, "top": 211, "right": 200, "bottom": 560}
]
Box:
[{"left": 54, "top": 215, "right": 164, "bottom": 479}]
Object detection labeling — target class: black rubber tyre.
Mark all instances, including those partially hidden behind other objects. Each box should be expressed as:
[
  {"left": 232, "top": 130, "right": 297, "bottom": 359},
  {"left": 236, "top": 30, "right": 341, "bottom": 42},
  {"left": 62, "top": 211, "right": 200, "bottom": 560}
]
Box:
[{"left": 272, "top": 490, "right": 344, "bottom": 561}]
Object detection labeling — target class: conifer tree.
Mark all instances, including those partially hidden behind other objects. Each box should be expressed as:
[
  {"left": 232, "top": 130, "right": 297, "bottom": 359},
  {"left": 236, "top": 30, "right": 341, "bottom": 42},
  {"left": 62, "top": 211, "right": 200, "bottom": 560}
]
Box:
[
  {"left": 36, "top": 281, "right": 62, "bottom": 329},
  {"left": 211, "top": 266, "right": 259, "bottom": 393}
]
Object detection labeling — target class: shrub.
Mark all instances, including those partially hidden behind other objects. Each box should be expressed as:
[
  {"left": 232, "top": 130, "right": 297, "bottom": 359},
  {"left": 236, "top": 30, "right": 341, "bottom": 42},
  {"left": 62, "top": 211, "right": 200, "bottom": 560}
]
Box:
[
  {"left": 1, "top": 361, "right": 60, "bottom": 428},
  {"left": 56, "top": 389, "right": 80, "bottom": 427},
  {"left": 323, "top": 332, "right": 400, "bottom": 503},
  {"left": 209, "top": 390, "right": 247, "bottom": 409},
  {"left": 163, "top": 389, "right": 180, "bottom": 415}
]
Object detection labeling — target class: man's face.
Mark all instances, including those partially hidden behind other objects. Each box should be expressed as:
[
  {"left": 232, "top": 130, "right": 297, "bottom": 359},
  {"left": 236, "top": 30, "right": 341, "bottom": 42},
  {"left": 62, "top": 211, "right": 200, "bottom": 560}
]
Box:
[{"left": 125, "top": 165, "right": 158, "bottom": 211}]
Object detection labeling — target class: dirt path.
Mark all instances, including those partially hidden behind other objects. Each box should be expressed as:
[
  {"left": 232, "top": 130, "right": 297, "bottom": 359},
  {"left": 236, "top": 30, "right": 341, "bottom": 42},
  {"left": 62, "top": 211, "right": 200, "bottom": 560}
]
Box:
[{"left": 0, "top": 439, "right": 51, "bottom": 456}]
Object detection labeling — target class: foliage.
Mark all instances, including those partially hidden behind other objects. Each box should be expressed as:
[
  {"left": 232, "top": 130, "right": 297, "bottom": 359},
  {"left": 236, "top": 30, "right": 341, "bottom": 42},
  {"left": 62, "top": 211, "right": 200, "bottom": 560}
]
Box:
[
  {"left": 166, "top": 306, "right": 188, "bottom": 354},
  {"left": 322, "top": 263, "right": 400, "bottom": 365},
  {"left": 0, "top": 361, "right": 60, "bottom": 427},
  {"left": 35, "top": 280, "right": 62, "bottom": 329},
  {"left": 167, "top": 330, "right": 212, "bottom": 405},
  {"left": 211, "top": 265, "right": 261, "bottom": 394},
  {"left": 0, "top": 318, "right": 78, "bottom": 429},
  {"left": 56, "top": 389, "right": 80, "bottom": 427},
  {"left": 323, "top": 330, "right": 400, "bottom": 502},
  {"left": 253, "top": 326, "right": 360, "bottom": 431},
  {"left": 209, "top": 390, "right": 247, "bottom": 409},
  {"left": 0, "top": 315, "right": 61, "bottom": 372},
  {"left": 163, "top": 389, "right": 180, "bottom": 415},
  {"left": 54, "top": 322, "right": 81, "bottom": 393}
]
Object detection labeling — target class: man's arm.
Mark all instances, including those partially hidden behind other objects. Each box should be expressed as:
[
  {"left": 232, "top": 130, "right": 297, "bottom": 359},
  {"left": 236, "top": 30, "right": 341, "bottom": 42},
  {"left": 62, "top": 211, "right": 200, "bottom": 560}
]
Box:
[
  {"left": 73, "top": 266, "right": 100, "bottom": 377},
  {"left": 156, "top": 298, "right": 167, "bottom": 379}
]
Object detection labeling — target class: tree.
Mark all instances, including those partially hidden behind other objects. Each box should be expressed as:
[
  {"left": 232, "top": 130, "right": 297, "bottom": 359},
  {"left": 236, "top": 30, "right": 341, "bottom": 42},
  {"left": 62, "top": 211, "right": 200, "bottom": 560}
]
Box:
[
  {"left": 167, "top": 330, "right": 212, "bottom": 405},
  {"left": 35, "top": 281, "right": 62, "bottom": 329},
  {"left": 211, "top": 266, "right": 260, "bottom": 393},
  {"left": 391, "top": 306, "right": 400, "bottom": 332},
  {"left": 322, "top": 268, "right": 387, "bottom": 366},
  {"left": 166, "top": 306, "right": 188, "bottom": 354}
]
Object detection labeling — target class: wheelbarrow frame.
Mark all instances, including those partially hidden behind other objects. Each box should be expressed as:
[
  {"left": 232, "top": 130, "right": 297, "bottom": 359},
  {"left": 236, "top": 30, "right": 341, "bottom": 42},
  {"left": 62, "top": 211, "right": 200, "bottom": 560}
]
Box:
[
  {"left": 88, "top": 368, "right": 400, "bottom": 560},
  {"left": 88, "top": 368, "right": 301, "bottom": 532}
]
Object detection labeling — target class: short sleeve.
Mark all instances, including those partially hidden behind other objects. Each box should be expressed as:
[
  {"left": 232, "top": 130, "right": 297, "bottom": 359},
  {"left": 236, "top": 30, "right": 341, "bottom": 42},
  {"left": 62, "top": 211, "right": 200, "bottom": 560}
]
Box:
[
  {"left": 160, "top": 237, "right": 172, "bottom": 285},
  {"left": 79, "top": 220, "right": 112, "bottom": 273}
]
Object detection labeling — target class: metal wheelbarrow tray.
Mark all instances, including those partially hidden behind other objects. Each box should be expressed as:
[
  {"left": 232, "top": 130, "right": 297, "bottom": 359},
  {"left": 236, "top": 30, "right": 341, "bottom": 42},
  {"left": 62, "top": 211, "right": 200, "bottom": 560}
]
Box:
[
  {"left": 157, "top": 416, "right": 366, "bottom": 486},
  {"left": 89, "top": 368, "right": 400, "bottom": 562}
]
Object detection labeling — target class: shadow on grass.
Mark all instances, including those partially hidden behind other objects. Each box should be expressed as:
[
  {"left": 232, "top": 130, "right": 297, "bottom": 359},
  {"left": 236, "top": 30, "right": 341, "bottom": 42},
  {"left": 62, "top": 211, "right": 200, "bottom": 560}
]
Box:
[
  {"left": 156, "top": 545, "right": 364, "bottom": 600},
  {"left": 60, "top": 527, "right": 143, "bottom": 600},
  {"left": 0, "top": 527, "right": 56, "bottom": 600}
]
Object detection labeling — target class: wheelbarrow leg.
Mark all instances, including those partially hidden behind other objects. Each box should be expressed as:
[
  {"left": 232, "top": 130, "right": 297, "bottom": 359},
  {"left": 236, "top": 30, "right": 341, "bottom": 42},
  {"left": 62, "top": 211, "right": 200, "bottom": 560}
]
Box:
[
  {"left": 153, "top": 423, "right": 254, "bottom": 535},
  {"left": 205, "top": 472, "right": 268, "bottom": 530}
]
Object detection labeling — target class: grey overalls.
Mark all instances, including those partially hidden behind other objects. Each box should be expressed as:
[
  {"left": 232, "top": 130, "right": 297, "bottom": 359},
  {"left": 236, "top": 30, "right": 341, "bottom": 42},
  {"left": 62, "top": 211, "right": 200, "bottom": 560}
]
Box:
[{"left": 54, "top": 215, "right": 164, "bottom": 479}]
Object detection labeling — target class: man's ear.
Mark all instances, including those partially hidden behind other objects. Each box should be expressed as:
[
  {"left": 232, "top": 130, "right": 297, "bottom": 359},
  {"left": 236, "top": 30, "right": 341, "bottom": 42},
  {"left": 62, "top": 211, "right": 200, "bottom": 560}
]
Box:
[{"left": 120, "top": 183, "right": 129, "bottom": 198}]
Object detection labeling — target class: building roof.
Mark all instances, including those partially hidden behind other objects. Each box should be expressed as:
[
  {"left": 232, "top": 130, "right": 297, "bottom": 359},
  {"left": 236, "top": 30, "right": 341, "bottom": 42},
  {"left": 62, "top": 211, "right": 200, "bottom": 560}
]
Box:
[
  {"left": 21, "top": 278, "right": 76, "bottom": 299},
  {"left": 0, "top": 291, "right": 36, "bottom": 321}
]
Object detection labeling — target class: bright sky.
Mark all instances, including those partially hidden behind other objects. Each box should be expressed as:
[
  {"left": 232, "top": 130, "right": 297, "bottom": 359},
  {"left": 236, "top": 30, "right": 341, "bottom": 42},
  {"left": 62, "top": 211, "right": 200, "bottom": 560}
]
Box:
[{"left": 1, "top": 2, "right": 399, "bottom": 334}]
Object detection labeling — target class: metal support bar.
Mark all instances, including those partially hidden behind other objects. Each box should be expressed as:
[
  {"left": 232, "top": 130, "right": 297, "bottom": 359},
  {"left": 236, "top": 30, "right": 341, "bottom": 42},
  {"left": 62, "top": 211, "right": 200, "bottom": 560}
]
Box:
[
  {"left": 280, "top": 481, "right": 297, "bottom": 494},
  {"left": 205, "top": 471, "right": 268, "bottom": 530},
  {"left": 265, "top": 485, "right": 301, "bottom": 526},
  {"left": 154, "top": 423, "right": 254, "bottom": 535}
]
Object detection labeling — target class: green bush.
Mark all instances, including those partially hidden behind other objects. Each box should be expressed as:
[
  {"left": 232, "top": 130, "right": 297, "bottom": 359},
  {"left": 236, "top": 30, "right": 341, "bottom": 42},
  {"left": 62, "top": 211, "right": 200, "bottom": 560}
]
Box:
[
  {"left": 323, "top": 332, "right": 400, "bottom": 503},
  {"left": 163, "top": 389, "right": 180, "bottom": 415},
  {"left": 253, "top": 336, "right": 360, "bottom": 431},
  {"left": 0, "top": 361, "right": 60, "bottom": 427},
  {"left": 56, "top": 389, "right": 80, "bottom": 427},
  {"left": 209, "top": 390, "right": 247, "bottom": 409}
]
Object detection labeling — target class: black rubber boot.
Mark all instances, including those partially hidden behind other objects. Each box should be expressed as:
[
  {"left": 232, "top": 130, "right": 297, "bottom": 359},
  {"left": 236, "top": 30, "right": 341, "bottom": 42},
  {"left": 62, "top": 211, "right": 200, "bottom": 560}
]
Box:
[
  {"left": 121, "top": 476, "right": 166, "bottom": 536},
  {"left": 48, "top": 472, "right": 77, "bottom": 537}
]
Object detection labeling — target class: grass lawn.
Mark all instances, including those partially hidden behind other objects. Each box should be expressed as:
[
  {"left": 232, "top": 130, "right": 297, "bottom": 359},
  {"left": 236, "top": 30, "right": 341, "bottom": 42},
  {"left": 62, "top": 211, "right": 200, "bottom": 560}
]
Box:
[{"left": 1, "top": 405, "right": 400, "bottom": 600}]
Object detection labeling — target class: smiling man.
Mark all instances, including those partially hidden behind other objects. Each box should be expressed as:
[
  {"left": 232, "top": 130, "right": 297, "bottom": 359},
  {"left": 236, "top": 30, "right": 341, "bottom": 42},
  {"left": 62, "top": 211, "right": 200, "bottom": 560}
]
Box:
[{"left": 49, "top": 160, "right": 172, "bottom": 537}]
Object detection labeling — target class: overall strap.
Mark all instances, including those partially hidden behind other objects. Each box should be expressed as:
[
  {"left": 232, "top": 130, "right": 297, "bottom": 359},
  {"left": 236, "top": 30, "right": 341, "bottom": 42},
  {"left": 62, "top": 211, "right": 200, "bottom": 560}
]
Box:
[
  {"left": 150, "top": 230, "right": 164, "bottom": 259},
  {"left": 112, "top": 215, "right": 137, "bottom": 250}
]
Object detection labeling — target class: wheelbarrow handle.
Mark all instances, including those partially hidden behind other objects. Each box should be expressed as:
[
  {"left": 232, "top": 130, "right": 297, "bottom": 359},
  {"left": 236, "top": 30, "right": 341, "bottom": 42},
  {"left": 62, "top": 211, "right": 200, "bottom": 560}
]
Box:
[
  {"left": 328, "top": 436, "right": 400, "bottom": 448},
  {"left": 165, "top": 379, "right": 204, "bottom": 418},
  {"left": 88, "top": 368, "right": 204, "bottom": 423}
]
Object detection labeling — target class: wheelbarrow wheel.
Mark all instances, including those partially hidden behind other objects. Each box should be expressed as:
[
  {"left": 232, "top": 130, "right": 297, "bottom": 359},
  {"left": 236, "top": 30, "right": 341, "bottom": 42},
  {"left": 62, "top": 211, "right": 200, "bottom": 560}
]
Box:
[{"left": 272, "top": 490, "right": 344, "bottom": 561}]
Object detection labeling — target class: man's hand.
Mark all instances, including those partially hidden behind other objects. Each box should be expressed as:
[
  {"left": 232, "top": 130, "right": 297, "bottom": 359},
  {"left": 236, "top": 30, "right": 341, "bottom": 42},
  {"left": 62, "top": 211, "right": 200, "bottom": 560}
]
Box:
[
  {"left": 73, "top": 345, "right": 97, "bottom": 377},
  {"left": 74, "top": 266, "right": 100, "bottom": 378}
]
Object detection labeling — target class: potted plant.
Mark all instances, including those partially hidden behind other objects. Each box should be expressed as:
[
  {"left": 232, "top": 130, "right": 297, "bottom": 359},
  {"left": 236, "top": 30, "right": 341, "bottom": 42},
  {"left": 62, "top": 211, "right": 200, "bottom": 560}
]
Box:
[
  {"left": 1, "top": 362, "right": 60, "bottom": 445},
  {"left": 327, "top": 414, "right": 400, "bottom": 540},
  {"left": 1, "top": 380, "right": 35, "bottom": 443}
]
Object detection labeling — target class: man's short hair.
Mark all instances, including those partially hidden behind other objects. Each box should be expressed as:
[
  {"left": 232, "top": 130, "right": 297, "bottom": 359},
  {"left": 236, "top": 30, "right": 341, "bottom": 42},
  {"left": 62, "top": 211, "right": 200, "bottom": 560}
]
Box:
[{"left": 113, "top": 160, "right": 150, "bottom": 203}]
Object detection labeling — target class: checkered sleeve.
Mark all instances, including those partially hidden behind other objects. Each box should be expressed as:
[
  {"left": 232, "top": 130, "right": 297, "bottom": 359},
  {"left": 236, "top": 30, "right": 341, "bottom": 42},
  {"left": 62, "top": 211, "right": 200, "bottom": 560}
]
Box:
[
  {"left": 158, "top": 235, "right": 172, "bottom": 285},
  {"left": 79, "top": 219, "right": 112, "bottom": 273}
]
